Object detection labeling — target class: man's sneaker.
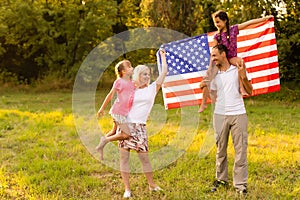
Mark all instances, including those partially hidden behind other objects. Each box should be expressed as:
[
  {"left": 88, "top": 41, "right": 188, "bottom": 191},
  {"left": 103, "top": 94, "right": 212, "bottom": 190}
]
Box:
[
  {"left": 236, "top": 188, "right": 247, "bottom": 195},
  {"left": 123, "top": 190, "right": 131, "bottom": 198},
  {"left": 211, "top": 180, "right": 228, "bottom": 192}
]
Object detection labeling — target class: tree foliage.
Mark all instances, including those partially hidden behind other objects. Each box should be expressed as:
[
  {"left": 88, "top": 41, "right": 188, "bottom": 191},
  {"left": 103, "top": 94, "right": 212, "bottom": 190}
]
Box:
[
  {"left": 0, "top": 0, "right": 299, "bottom": 83},
  {"left": 0, "top": 0, "right": 117, "bottom": 82},
  {"left": 275, "top": 0, "right": 300, "bottom": 82}
]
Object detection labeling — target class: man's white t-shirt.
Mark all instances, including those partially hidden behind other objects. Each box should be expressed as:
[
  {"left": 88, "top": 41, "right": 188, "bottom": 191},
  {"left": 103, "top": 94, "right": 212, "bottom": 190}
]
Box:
[
  {"left": 210, "top": 65, "right": 251, "bottom": 115},
  {"left": 127, "top": 82, "right": 157, "bottom": 124}
]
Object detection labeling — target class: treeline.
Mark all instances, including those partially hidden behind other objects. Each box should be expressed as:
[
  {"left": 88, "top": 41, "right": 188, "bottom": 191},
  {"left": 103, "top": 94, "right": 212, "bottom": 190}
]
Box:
[{"left": 0, "top": 0, "right": 299, "bottom": 84}]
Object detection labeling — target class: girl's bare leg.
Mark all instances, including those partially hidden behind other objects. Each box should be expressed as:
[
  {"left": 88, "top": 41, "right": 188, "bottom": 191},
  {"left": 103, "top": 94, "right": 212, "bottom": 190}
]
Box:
[
  {"left": 199, "top": 61, "right": 218, "bottom": 113},
  {"left": 229, "top": 57, "right": 249, "bottom": 96},
  {"left": 198, "top": 85, "right": 209, "bottom": 113},
  {"left": 117, "top": 123, "right": 131, "bottom": 139},
  {"left": 106, "top": 121, "right": 117, "bottom": 137},
  {"left": 239, "top": 79, "right": 248, "bottom": 96},
  {"left": 95, "top": 121, "right": 117, "bottom": 156},
  {"left": 96, "top": 123, "right": 130, "bottom": 160}
]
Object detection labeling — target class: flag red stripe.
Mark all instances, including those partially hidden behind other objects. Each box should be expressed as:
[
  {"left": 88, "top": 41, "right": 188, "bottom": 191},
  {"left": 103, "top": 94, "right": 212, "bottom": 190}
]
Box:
[
  {"left": 242, "top": 18, "right": 273, "bottom": 29},
  {"left": 252, "top": 84, "right": 280, "bottom": 96},
  {"left": 163, "top": 77, "right": 203, "bottom": 87},
  {"left": 237, "top": 39, "right": 277, "bottom": 53},
  {"left": 237, "top": 27, "right": 275, "bottom": 42},
  {"left": 207, "top": 32, "right": 216, "bottom": 37},
  {"left": 251, "top": 73, "right": 279, "bottom": 84},
  {"left": 166, "top": 99, "right": 202, "bottom": 109},
  {"left": 243, "top": 50, "right": 278, "bottom": 62},
  {"left": 208, "top": 41, "right": 215, "bottom": 48},
  {"left": 165, "top": 88, "right": 201, "bottom": 98},
  {"left": 246, "top": 62, "right": 278, "bottom": 73}
]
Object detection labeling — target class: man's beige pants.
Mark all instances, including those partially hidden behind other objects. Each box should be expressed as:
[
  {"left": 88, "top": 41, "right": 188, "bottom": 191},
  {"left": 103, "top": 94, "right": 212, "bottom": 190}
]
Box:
[{"left": 213, "top": 113, "right": 248, "bottom": 191}]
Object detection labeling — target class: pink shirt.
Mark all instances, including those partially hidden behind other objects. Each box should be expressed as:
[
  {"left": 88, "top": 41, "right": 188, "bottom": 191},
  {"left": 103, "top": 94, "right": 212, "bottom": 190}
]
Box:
[
  {"left": 109, "top": 78, "right": 135, "bottom": 116},
  {"left": 214, "top": 24, "right": 239, "bottom": 59}
]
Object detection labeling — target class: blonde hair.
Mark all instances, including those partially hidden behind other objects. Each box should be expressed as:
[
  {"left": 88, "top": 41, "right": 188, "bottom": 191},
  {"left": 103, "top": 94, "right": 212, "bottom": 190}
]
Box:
[
  {"left": 133, "top": 65, "right": 150, "bottom": 86},
  {"left": 115, "top": 60, "right": 131, "bottom": 78}
]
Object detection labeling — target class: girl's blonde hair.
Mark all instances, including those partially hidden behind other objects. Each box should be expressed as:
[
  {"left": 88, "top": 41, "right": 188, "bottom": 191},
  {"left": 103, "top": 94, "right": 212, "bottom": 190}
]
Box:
[
  {"left": 133, "top": 65, "right": 150, "bottom": 86},
  {"left": 115, "top": 60, "right": 131, "bottom": 78}
]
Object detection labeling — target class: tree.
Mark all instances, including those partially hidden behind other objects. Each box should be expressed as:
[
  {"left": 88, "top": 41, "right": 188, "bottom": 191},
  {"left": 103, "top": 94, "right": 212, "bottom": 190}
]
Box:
[
  {"left": 276, "top": 0, "right": 300, "bottom": 82},
  {"left": 0, "top": 0, "right": 118, "bottom": 81},
  {"left": 0, "top": 0, "right": 299, "bottom": 83}
]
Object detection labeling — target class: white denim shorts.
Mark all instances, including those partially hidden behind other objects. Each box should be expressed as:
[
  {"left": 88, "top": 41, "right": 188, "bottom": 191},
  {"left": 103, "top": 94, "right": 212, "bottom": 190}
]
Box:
[{"left": 111, "top": 113, "right": 127, "bottom": 124}]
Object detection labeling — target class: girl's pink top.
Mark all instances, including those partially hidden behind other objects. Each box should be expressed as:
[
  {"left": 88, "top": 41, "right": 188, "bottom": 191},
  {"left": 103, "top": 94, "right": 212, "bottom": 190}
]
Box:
[
  {"left": 110, "top": 78, "right": 135, "bottom": 116},
  {"left": 214, "top": 24, "right": 239, "bottom": 59}
]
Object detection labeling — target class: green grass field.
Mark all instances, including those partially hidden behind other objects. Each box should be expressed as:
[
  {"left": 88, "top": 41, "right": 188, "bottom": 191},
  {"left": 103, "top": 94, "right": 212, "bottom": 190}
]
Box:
[{"left": 0, "top": 86, "right": 299, "bottom": 199}]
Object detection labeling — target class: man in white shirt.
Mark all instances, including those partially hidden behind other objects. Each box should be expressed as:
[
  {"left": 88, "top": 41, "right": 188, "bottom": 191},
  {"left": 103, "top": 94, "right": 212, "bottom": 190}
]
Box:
[{"left": 209, "top": 44, "right": 253, "bottom": 195}]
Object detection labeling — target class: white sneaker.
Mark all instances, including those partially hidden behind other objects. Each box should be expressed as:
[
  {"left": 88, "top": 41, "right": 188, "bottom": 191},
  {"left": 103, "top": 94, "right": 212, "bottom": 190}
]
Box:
[{"left": 123, "top": 190, "right": 131, "bottom": 198}]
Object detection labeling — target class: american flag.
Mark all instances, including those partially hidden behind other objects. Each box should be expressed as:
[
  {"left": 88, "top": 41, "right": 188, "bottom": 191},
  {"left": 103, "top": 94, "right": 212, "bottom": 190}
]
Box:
[{"left": 158, "top": 17, "right": 280, "bottom": 110}]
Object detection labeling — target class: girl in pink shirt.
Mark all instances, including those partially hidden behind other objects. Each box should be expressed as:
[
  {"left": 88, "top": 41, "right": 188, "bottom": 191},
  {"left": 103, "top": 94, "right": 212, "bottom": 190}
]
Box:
[
  {"left": 96, "top": 60, "right": 135, "bottom": 160},
  {"left": 199, "top": 10, "right": 273, "bottom": 112}
]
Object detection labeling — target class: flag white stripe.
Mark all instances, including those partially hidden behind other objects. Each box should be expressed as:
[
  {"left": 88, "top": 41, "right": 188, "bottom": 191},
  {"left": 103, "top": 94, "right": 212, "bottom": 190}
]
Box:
[
  {"left": 207, "top": 35, "right": 215, "bottom": 43},
  {"left": 250, "top": 68, "right": 279, "bottom": 79},
  {"left": 246, "top": 56, "right": 278, "bottom": 69},
  {"left": 164, "top": 71, "right": 206, "bottom": 82},
  {"left": 252, "top": 79, "right": 280, "bottom": 90},
  {"left": 163, "top": 93, "right": 203, "bottom": 104},
  {"left": 163, "top": 82, "right": 200, "bottom": 93},
  {"left": 239, "top": 21, "right": 274, "bottom": 36},
  {"left": 237, "top": 44, "right": 278, "bottom": 58},
  {"left": 237, "top": 33, "right": 276, "bottom": 48}
]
